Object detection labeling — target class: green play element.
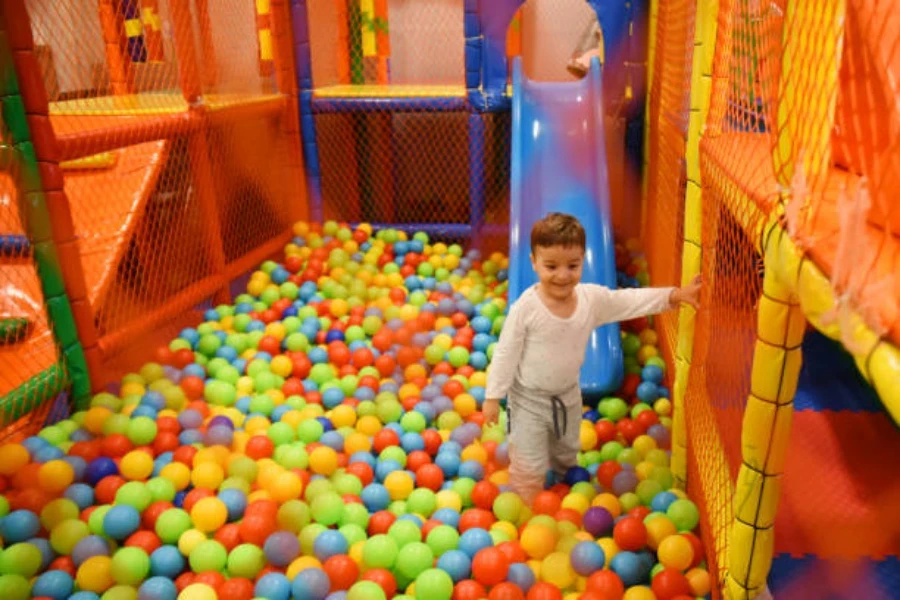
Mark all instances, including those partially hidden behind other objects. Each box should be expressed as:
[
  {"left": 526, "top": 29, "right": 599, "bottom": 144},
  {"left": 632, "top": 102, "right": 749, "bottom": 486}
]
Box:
[
  {"left": 0, "top": 21, "right": 91, "bottom": 422},
  {"left": 0, "top": 318, "right": 33, "bottom": 344}
]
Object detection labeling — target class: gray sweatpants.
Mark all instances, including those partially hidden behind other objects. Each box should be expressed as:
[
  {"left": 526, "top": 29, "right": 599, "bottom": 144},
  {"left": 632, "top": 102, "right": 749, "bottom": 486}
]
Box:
[{"left": 506, "top": 385, "right": 583, "bottom": 505}]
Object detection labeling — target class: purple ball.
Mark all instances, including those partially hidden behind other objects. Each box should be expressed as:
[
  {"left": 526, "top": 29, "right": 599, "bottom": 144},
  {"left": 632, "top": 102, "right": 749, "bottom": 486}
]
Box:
[
  {"left": 582, "top": 507, "right": 614, "bottom": 537},
  {"left": 647, "top": 424, "right": 671, "bottom": 449},
  {"left": 494, "top": 443, "right": 510, "bottom": 467},
  {"left": 206, "top": 425, "right": 234, "bottom": 447},
  {"left": 264, "top": 531, "right": 300, "bottom": 567},
  {"left": 432, "top": 395, "right": 454, "bottom": 415},
  {"left": 611, "top": 469, "right": 639, "bottom": 496},
  {"left": 208, "top": 415, "right": 235, "bottom": 430},
  {"left": 450, "top": 422, "right": 480, "bottom": 447}
]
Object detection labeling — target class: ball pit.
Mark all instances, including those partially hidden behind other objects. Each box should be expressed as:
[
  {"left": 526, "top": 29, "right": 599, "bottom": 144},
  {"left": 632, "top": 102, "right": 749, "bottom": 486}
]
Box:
[{"left": 0, "top": 221, "right": 712, "bottom": 600}]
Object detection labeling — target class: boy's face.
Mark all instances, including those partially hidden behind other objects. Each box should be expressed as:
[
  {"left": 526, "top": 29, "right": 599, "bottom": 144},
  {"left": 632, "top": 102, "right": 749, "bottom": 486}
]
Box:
[{"left": 530, "top": 244, "right": 585, "bottom": 301}]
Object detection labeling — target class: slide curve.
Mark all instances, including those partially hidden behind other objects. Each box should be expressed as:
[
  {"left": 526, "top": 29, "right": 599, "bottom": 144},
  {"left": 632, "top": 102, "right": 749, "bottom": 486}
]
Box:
[{"left": 508, "top": 56, "right": 623, "bottom": 396}]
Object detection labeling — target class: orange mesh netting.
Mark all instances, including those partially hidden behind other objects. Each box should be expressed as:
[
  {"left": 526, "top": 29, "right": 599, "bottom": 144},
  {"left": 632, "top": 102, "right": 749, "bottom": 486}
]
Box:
[
  {"left": 641, "top": 0, "right": 695, "bottom": 363},
  {"left": 9, "top": 0, "right": 305, "bottom": 387}
]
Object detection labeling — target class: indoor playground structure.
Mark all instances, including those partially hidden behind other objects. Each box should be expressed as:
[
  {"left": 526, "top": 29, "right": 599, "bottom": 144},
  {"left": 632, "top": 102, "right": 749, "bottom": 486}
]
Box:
[{"left": 0, "top": 0, "right": 898, "bottom": 598}]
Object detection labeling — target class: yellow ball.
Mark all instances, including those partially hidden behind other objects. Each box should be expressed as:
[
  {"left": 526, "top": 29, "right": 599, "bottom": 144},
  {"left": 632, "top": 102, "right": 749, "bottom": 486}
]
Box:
[
  {"left": 435, "top": 490, "right": 462, "bottom": 512},
  {"left": 177, "top": 529, "right": 207, "bottom": 556},
  {"left": 644, "top": 516, "right": 677, "bottom": 550},
  {"left": 120, "top": 451, "right": 154, "bottom": 481},
  {"left": 460, "top": 441, "right": 487, "bottom": 464},
  {"left": 76, "top": 556, "right": 114, "bottom": 593},
  {"left": 178, "top": 583, "right": 218, "bottom": 600},
  {"left": 83, "top": 407, "right": 113, "bottom": 436},
  {"left": 658, "top": 534, "right": 694, "bottom": 571},
  {"left": 356, "top": 415, "right": 383, "bottom": 436},
  {"left": 343, "top": 432, "right": 371, "bottom": 455},
  {"left": 330, "top": 405, "right": 357, "bottom": 429},
  {"left": 637, "top": 345, "right": 659, "bottom": 365},
  {"left": 270, "top": 355, "right": 294, "bottom": 378},
  {"left": 191, "top": 462, "right": 225, "bottom": 490},
  {"left": 591, "top": 493, "right": 622, "bottom": 518},
  {"left": 309, "top": 446, "right": 339, "bottom": 476},
  {"left": 579, "top": 422, "right": 598, "bottom": 452},
  {"left": 560, "top": 493, "right": 589, "bottom": 515},
  {"left": 623, "top": 587, "right": 656, "bottom": 600},
  {"left": 453, "top": 394, "right": 477, "bottom": 418},
  {"left": 520, "top": 524, "right": 557, "bottom": 560},
  {"left": 638, "top": 329, "right": 658, "bottom": 346},
  {"left": 491, "top": 521, "right": 519, "bottom": 541},
  {"left": 348, "top": 540, "right": 366, "bottom": 566},
  {"left": 541, "top": 552, "right": 576, "bottom": 589},
  {"left": 635, "top": 461, "right": 656, "bottom": 481},
  {"left": 632, "top": 434, "right": 657, "bottom": 457},
  {"left": 38, "top": 460, "right": 75, "bottom": 493},
  {"left": 597, "top": 537, "right": 619, "bottom": 563},
  {"left": 269, "top": 471, "right": 305, "bottom": 503},
  {"left": 687, "top": 567, "right": 712, "bottom": 596},
  {"left": 653, "top": 398, "right": 672, "bottom": 416},
  {"left": 160, "top": 463, "right": 192, "bottom": 490},
  {"left": 190, "top": 497, "right": 228, "bottom": 533},
  {"left": 488, "top": 470, "right": 509, "bottom": 486},
  {"left": 384, "top": 471, "right": 414, "bottom": 501}
]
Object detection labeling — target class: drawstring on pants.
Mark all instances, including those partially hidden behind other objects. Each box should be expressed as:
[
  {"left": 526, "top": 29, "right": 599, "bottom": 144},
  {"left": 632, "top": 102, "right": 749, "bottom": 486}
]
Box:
[{"left": 551, "top": 395, "right": 567, "bottom": 440}]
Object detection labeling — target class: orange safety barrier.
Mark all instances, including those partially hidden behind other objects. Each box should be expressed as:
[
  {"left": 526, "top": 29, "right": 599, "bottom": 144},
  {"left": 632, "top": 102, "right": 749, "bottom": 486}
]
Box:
[{"left": 3, "top": 0, "right": 306, "bottom": 392}]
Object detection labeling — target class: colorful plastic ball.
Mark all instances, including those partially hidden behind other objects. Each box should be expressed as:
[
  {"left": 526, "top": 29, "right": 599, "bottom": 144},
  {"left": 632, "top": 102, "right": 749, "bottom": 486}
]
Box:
[
  {"left": 314, "top": 530, "right": 349, "bottom": 562},
  {"left": 178, "top": 583, "right": 218, "bottom": 600},
  {"left": 32, "top": 569, "right": 75, "bottom": 600},
  {"left": 346, "top": 580, "right": 387, "bottom": 600},
  {"left": 255, "top": 572, "right": 292, "bottom": 600},
  {"left": 292, "top": 568, "right": 331, "bottom": 600},
  {"left": 413, "top": 568, "right": 454, "bottom": 600},
  {"left": 569, "top": 541, "right": 606, "bottom": 576}
]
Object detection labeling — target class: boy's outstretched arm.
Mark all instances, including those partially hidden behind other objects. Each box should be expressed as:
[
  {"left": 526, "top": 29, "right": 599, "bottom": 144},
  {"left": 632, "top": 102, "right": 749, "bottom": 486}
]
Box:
[
  {"left": 587, "top": 274, "right": 703, "bottom": 327},
  {"left": 668, "top": 274, "right": 701, "bottom": 309},
  {"left": 483, "top": 304, "right": 527, "bottom": 426}
]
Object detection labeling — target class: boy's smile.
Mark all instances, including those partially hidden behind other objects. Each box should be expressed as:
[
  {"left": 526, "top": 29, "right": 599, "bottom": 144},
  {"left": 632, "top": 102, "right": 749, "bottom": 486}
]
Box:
[{"left": 530, "top": 244, "right": 585, "bottom": 301}]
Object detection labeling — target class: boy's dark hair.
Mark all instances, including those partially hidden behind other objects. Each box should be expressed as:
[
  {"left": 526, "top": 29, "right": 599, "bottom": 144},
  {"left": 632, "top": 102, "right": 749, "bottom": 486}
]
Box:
[{"left": 530, "top": 212, "right": 586, "bottom": 253}]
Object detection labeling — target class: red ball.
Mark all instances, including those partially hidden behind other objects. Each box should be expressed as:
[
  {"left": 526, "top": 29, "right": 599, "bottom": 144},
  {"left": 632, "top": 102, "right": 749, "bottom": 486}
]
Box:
[
  {"left": 586, "top": 570, "right": 625, "bottom": 599},
  {"left": 421, "top": 429, "right": 442, "bottom": 456},
  {"left": 361, "top": 568, "right": 396, "bottom": 598},
  {"left": 531, "top": 491, "right": 562, "bottom": 515},
  {"left": 218, "top": 577, "right": 255, "bottom": 600},
  {"left": 594, "top": 420, "right": 619, "bottom": 445},
  {"left": 470, "top": 481, "right": 500, "bottom": 511},
  {"left": 367, "top": 511, "right": 396, "bottom": 536},
  {"left": 372, "top": 429, "right": 400, "bottom": 453},
  {"left": 613, "top": 516, "right": 647, "bottom": 551},
  {"left": 489, "top": 582, "right": 526, "bottom": 600},
  {"left": 525, "top": 582, "right": 564, "bottom": 600},
  {"left": 496, "top": 541, "right": 527, "bottom": 565},
  {"left": 652, "top": 568, "right": 693, "bottom": 600},
  {"left": 322, "top": 554, "right": 359, "bottom": 591},
  {"left": 414, "top": 464, "right": 444, "bottom": 492},
  {"left": 458, "top": 508, "right": 495, "bottom": 532},
  {"left": 213, "top": 523, "right": 243, "bottom": 551},
  {"left": 245, "top": 435, "right": 275, "bottom": 460},
  {"left": 471, "top": 547, "right": 510, "bottom": 587},
  {"left": 453, "top": 580, "right": 488, "bottom": 600},
  {"left": 597, "top": 460, "right": 622, "bottom": 489}
]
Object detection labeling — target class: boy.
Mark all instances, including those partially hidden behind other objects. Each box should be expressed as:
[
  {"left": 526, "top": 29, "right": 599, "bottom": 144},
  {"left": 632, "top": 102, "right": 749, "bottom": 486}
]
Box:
[{"left": 483, "top": 213, "right": 701, "bottom": 504}]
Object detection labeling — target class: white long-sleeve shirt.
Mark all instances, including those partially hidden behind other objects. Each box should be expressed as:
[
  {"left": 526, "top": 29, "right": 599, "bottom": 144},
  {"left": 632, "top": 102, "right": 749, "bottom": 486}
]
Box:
[{"left": 485, "top": 283, "right": 674, "bottom": 406}]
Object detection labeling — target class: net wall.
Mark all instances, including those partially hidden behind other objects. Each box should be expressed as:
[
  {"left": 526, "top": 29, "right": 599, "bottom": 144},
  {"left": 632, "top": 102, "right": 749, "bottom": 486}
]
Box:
[
  {"left": 10, "top": 0, "right": 305, "bottom": 387},
  {"left": 642, "top": 0, "right": 695, "bottom": 361},
  {"left": 306, "top": 0, "right": 466, "bottom": 89},
  {"left": 1, "top": 34, "right": 70, "bottom": 435}
]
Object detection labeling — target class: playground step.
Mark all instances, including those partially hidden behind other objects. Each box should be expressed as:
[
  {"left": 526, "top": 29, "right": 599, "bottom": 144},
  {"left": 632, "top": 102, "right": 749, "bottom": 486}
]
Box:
[{"left": 0, "top": 234, "right": 31, "bottom": 260}]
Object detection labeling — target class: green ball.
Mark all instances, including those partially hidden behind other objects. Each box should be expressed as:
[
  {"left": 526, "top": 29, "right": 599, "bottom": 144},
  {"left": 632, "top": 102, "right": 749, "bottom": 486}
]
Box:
[
  {"left": 446, "top": 347, "right": 469, "bottom": 368},
  {"left": 273, "top": 445, "right": 308, "bottom": 470},
  {"left": 310, "top": 492, "right": 343, "bottom": 525},
  {"left": 0, "top": 543, "right": 42, "bottom": 577},
  {"left": 599, "top": 397, "right": 629, "bottom": 422},
  {"left": 388, "top": 519, "right": 422, "bottom": 548},
  {"left": 347, "top": 580, "right": 387, "bottom": 600},
  {"left": 110, "top": 547, "right": 150, "bottom": 585},
  {"left": 619, "top": 492, "right": 641, "bottom": 512},
  {"left": 405, "top": 488, "right": 436, "bottom": 518},
  {"left": 333, "top": 473, "right": 363, "bottom": 497},
  {"left": 115, "top": 481, "right": 153, "bottom": 511},
  {"left": 492, "top": 492, "right": 524, "bottom": 523},
  {"left": 450, "top": 478, "right": 476, "bottom": 507},
  {"left": 362, "top": 534, "right": 398, "bottom": 569},
  {"left": 197, "top": 334, "right": 222, "bottom": 357},
  {"left": 667, "top": 498, "right": 700, "bottom": 531},
  {"left": 0, "top": 496, "right": 9, "bottom": 519},
  {"left": 414, "top": 568, "right": 453, "bottom": 600},
  {"left": 267, "top": 422, "right": 296, "bottom": 446},
  {"left": 425, "top": 525, "right": 459, "bottom": 557},
  {"left": 400, "top": 411, "right": 426, "bottom": 433},
  {"left": 189, "top": 540, "right": 228, "bottom": 573},
  {"left": 297, "top": 419, "right": 324, "bottom": 443},
  {"left": 599, "top": 441, "right": 624, "bottom": 462},
  {"left": 0, "top": 574, "right": 31, "bottom": 600},
  {"left": 227, "top": 544, "right": 266, "bottom": 579},
  {"left": 310, "top": 363, "right": 335, "bottom": 385},
  {"left": 155, "top": 509, "right": 192, "bottom": 544},
  {"left": 394, "top": 542, "right": 433, "bottom": 580},
  {"left": 635, "top": 480, "right": 663, "bottom": 506},
  {"left": 277, "top": 500, "right": 310, "bottom": 534},
  {"left": 379, "top": 446, "right": 407, "bottom": 468},
  {"left": 338, "top": 523, "right": 368, "bottom": 547},
  {"left": 303, "top": 478, "right": 333, "bottom": 502},
  {"left": 204, "top": 380, "right": 236, "bottom": 406},
  {"left": 340, "top": 503, "right": 370, "bottom": 530},
  {"left": 375, "top": 400, "right": 402, "bottom": 424},
  {"left": 250, "top": 394, "right": 276, "bottom": 417}
]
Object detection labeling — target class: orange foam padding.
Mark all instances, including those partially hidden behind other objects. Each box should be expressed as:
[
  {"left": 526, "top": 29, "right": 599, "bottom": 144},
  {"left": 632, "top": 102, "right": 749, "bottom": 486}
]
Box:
[
  {"left": 64, "top": 140, "right": 169, "bottom": 308},
  {"left": 797, "top": 170, "right": 900, "bottom": 348},
  {"left": 774, "top": 409, "right": 900, "bottom": 560}
]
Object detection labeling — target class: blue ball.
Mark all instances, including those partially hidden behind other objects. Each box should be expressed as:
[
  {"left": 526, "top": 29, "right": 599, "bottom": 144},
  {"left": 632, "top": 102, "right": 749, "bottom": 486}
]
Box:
[
  {"left": 570, "top": 540, "right": 606, "bottom": 576},
  {"left": 321, "top": 388, "right": 345, "bottom": 409},
  {"left": 650, "top": 490, "right": 678, "bottom": 513},
  {"left": 85, "top": 457, "right": 119, "bottom": 485},
  {"left": 320, "top": 430, "right": 344, "bottom": 452},
  {"left": 431, "top": 508, "right": 461, "bottom": 528},
  {"left": 217, "top": 488, "right": 247, "bottom": 521},
  {"left": 0, "top": 510, "right": 40, "bottom": 543},
  {"left": 434, "top": 453, "right": 461, "bottom": 478},
  {"left": 313, "top": 530, "right": 348, "bottom": 562},
  {"left": 255, "top": 572, "right": 292, "bottom": 600},
  {"left": 400, "top": 432, "right": 425, "bottom": 453},
  {"left": 636, "top": 381, "right": 660, "bottom": 403},
  {"left": 360, "top": 484, "right": 391, "bottom": 512},
  {"left": 324, "top": 330, "right": 345, "bottom": 343},
  {"left": 63, "top": 483, "right": 95, "bottom": 510},
  {"left": 506, "top": 562, "right": 536, "bottom": 591},
  {"left": 150, "top": 545, "right": 185, "bottom": 578},
  {"left": 138, "top": 576, "right": 178, "bottom": 600},
  {"left": 457, "top": 460, "right": 484, "bottom": 481},
  {"left": 564, "top": 466, "right": 591, "bottom": 486},
  {"left": 609, "top": 550, "right": 650, "bottom": 587},
  {"left": 436, "top": 549, "right": 471, "bottom": 583},
  {"left": 32, "top": 570, "right": 74, "bottom": 600},
  {"left": 103, "top": 505, "right": 141, "bottom": 540},
  {"left": 641, "top": 364, "right": 664, "bottom": 384},
  {"left": 458, "top": 528, "right": 493, "bottom": 558},
  {"left": 291, "top": 567, "right": 330, "bottom": 600}
]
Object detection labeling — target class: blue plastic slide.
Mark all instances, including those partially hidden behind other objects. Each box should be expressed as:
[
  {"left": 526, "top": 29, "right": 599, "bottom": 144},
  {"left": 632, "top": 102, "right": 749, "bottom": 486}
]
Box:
[{"left": 507, "top": 56, "right": 623, "bottom": 396}]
